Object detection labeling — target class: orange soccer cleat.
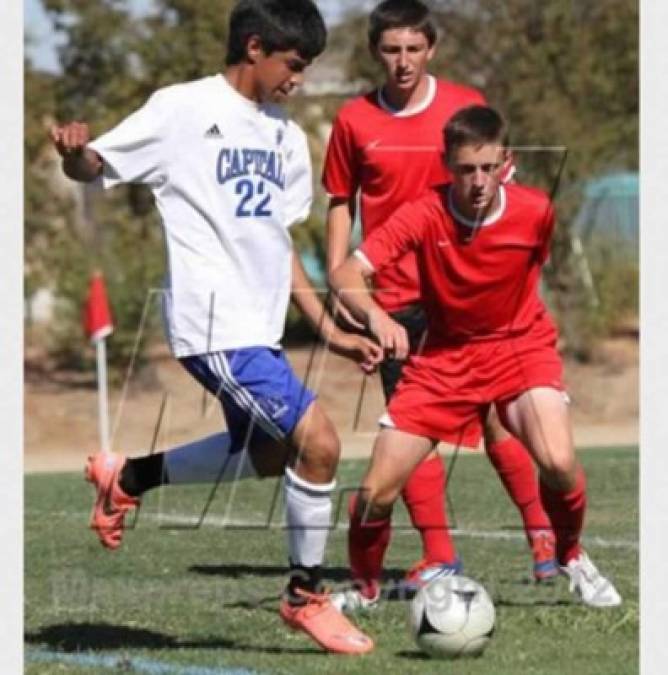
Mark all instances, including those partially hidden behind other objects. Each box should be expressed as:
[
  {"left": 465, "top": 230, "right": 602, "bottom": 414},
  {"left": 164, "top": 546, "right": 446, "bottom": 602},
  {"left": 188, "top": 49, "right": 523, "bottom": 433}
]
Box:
[
  {"left": 279, "top": 589, "right": 374, "bottom": 655},
  {"left": 84, "top": 451, "right": 139, "bottom": 550}
]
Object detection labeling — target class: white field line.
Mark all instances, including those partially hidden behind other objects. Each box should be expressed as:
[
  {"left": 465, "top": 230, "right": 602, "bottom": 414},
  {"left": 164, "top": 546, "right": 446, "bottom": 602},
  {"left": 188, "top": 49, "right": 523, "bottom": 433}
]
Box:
[{"left": 36, "top": 509, "right": 638, "bottom": 551}]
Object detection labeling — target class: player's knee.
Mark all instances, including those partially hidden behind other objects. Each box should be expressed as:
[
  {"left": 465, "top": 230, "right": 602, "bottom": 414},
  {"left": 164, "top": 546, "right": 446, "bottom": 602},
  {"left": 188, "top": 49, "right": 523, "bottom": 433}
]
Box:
[
  {"left": 353, "top": 491, "right": 393, "bottom": 522},
  {"left": 362, "top": 478, "right": 401, "bottom": 512},
  {"left": 373, "top": 489, "right": 398, "bottom": 515},
  {"left": 540, "top": 453, "right": 577, "bottom": 489},
  {"left": 297, "top": 426, "right": 341, "bottom": 478},
  {"left": 313, "top": 427, "right": 341, "bottom": 466}
]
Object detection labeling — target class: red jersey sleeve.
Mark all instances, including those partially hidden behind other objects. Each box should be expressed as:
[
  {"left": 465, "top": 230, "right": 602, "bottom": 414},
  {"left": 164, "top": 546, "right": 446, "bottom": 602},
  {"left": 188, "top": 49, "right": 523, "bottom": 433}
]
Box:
[
  {"left": 358, "top": 195, "right": 432, "bottom": 272},
  {"left": 536, "top": 202, "right": 556, "bottom": 265},
  {"left": 322, "top": 113, "right": 358, "bottom": 198}
]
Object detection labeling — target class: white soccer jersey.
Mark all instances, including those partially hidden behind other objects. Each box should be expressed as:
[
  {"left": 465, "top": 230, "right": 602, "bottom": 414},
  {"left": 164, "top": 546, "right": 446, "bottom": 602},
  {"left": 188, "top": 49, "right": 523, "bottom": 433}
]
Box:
[{"left": 89, "top": 74, "right": 312, "bottom": 357}]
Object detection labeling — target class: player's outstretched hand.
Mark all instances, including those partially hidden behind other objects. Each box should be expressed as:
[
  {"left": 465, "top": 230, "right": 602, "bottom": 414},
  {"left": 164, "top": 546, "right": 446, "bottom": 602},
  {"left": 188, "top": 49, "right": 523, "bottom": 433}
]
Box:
[
  {"left": 50, "top": 121, "right": 91, "bottom": 157},
  {"left": 367, "top": 308, "right": 409, "bottom": 361},
  {"left": 49, "top": 122, "right": 102, "bottom": 182},
  {"left": 327, "top": 330, "right": 384, "bottom": 373}
]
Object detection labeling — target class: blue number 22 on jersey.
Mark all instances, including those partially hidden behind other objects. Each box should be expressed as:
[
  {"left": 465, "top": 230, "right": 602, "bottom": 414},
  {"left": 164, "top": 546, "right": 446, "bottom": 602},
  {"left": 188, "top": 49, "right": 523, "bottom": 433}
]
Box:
[{"left": 235, "top": 179, "right": 272, "bottom": 218}]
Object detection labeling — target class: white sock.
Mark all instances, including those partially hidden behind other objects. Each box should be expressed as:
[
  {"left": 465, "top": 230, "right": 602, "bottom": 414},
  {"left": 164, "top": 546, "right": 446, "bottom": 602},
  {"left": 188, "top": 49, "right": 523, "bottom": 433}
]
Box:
[
  {"left": 283, "top": 466, "right": 335, "bottom": 568},
  {"left": 164, "top": 433, "right": 257, "bottom": 485}
]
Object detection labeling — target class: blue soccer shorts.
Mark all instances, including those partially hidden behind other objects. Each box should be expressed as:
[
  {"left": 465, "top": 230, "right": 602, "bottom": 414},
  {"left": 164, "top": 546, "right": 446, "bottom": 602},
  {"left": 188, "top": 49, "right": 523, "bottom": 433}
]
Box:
[{"left": 179, "top": 347, "right": 316, "bottom": 452}]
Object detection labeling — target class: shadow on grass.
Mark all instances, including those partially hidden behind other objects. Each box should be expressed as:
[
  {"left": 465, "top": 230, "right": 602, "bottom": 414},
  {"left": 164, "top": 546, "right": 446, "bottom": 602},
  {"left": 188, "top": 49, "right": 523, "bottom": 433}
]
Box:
[
  {"left": 191, "top": 563, "right": 422, "bottom": 608},
  {"left": 189, "top": 565, "right": 573, "bottom": 608},
  {"left": 24, "top": 623, "right": 322, "bottom": 656},
  {"left": 395, "top": 650, "right": 435, "bottom": 660},
  {"left": 495, "top": 598, "right": 574, "bottom": 608},
  {"left": 190, "top": 563, "right": 408, "bottom": 583},
  {"left": 396, "top": 649, "right": 491, "bottom": 662}
]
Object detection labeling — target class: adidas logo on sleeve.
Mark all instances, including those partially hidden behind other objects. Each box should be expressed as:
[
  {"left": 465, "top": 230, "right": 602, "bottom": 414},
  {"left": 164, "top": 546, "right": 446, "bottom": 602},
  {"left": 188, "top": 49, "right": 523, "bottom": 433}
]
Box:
[{"left": 205, "top": 124, "right": 223, "bottom": 138}]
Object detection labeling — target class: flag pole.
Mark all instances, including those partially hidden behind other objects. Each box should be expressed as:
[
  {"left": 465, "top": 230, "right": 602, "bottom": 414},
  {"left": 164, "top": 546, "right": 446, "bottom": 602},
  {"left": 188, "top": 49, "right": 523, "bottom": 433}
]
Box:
[
  {"left": 96, "top": 337, "right": 111, "bottom": 453},
  {"left": 84, "top": 271, "right": 114, "bottom": 454}
]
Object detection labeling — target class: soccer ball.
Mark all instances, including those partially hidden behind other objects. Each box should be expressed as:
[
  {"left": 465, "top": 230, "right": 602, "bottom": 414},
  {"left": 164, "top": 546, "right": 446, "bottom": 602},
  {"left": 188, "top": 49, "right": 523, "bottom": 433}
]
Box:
[{"left": 409, "top": 575, "right": 496, "bottom": 659}]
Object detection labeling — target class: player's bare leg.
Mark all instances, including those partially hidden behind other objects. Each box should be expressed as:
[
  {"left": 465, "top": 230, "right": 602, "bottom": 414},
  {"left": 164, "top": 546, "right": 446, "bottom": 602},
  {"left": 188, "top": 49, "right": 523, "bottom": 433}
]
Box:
[
  {"left": 278, "top": 400, "right": 374, "bottom": 654},
  {"left": 483, "top": 405, "right": 557, "bottom": 581},
  {"left": 85, "top": 432, "right": 292, "bottom": 551},
  {"left": 380, "top": 325, "right": 460, "bottom": 582},
  {"left": 334, "top": 428, "right": 437, "bottom": 611},
  {"left": 499, "top": 387, "right": 576, "bottom": 489},
  {"left": 357, "top": 428, "right": 437, "bottom": 521},
  {"left": 288, "top": 400, "right": 340, "bottom": 484},
  {"left": 498, "top": 387, "right": 621, "bottom": 607},
  {"left": 85, "top": 402, "right": 332, "bottom": 552}
]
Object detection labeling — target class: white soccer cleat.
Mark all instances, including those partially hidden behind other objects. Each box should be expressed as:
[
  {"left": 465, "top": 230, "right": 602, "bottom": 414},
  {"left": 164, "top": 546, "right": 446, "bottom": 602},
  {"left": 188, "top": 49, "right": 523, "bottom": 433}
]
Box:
[
  {"left": 560, "top": 551, "right": 622, "bottom": 608},
  {"left": 330, "top": 587, "right": 381, "bottom": 614}
]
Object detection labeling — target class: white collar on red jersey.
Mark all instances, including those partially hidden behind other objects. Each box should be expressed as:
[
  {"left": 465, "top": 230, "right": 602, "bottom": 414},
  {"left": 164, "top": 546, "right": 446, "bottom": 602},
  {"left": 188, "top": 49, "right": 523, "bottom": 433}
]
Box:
[
  {"left": 447, "top": 184, "right": 507, "bottom": 228},
  {"left": 377, "top": 75, "right": 436, "bottom": 117}
]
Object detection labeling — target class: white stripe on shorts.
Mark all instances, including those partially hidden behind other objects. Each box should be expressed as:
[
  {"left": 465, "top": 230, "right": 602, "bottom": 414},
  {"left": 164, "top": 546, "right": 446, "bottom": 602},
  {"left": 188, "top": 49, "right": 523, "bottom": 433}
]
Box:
[{"left": 205, "top": 351, "right": 286, "bottom": 441}]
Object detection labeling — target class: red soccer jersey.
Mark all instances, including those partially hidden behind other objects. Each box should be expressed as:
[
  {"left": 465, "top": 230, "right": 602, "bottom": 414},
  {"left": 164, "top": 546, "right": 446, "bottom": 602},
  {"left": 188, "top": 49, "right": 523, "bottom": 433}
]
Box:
[
  {"left": 323, "top": 77, "right": 485, "bottom": 312},
  {"left": 358, "top": 183, "right": 555, "bottom": 345}
]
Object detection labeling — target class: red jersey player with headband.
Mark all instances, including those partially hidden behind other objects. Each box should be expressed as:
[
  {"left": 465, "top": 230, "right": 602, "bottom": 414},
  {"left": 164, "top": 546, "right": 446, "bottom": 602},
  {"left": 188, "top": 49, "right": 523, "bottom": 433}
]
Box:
[
  {"left": 331, "top": 104, "right": 622, "bottom": 612},
  {"left": 324, "top": 0, "right": 556, "bottom": 611}
]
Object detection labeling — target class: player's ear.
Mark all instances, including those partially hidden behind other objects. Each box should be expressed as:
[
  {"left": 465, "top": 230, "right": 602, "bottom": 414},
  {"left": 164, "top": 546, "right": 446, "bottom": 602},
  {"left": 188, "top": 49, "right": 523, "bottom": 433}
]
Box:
[{"left": 245, "top": 35, "right": 264, "bottom": 64}]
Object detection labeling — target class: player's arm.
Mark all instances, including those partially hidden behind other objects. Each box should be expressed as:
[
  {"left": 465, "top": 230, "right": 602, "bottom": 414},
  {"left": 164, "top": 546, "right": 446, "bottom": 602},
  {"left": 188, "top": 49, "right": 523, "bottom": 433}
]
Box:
[
  {"left": 322, "top": 110, "right": 367, "bottom": 329},
  {"left": 325, "top": 196, "right": 366, "bottom": 329},
  {"left": 536, "top": 202, "right": 557, "bottom": 265},
  {"left": 290, "top": 253, "right": 383, "bottom": 372},
  {"left": 49, "top": 122, "right": 102, "bottom": 182},
  {"left": 330, "top": 253, "right": 409, "bottom": 361},
  {"left": 326, "top": 197, "right": 354, "bottom": 274}
]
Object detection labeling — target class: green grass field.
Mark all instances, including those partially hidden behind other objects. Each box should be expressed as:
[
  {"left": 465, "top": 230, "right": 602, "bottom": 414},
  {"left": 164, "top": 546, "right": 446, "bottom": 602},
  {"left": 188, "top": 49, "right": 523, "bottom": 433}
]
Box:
[{"left": 25, "top": 447, "right": 638, "bottom": 675}]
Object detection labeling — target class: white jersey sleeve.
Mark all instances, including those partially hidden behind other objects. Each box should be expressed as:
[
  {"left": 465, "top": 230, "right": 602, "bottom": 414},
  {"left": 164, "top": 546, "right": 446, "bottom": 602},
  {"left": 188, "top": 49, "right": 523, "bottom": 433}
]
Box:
[
  {"left": 88, "top": 90, "right": 171, "bottom": 189},
  {"left": 283, "top": 125, "right": 312, "bottom": 227}
]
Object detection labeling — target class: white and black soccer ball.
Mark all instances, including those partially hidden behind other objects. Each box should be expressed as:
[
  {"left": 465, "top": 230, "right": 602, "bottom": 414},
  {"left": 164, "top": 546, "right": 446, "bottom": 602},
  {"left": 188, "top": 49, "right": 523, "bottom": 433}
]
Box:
[{"left": 409, "top": 575, "right": 496, "bottom": 659}]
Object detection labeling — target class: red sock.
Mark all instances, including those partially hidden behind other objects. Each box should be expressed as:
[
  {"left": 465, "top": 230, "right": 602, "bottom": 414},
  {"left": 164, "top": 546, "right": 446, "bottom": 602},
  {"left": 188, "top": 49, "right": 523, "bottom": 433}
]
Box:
[
  {"left": 486, "top": 437, "right": 553, "bottom": 543},
  {"left": 401, "top": 455, "right": 458, "bottom": 565},
  {"left": 348, "top": 494, "right": 391, "bottom": 599},
  {"left": 539, "top": 468, "right": 586, "bottom": 564}
]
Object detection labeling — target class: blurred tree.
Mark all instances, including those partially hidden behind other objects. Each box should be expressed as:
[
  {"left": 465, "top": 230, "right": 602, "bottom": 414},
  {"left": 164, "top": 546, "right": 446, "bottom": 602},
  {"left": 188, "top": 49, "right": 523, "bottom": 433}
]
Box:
[
  {"left": 25, "top": 62, "right": 61, "bottom": 300},
  {"left": 25, "top": 50, "right": 165, "bottom": 372},
  {"left": 28, "top": 0, "right": 169, "bottom": 371},
  {"left": 43, "top": 0, "right": 138, "bottom": 129},
  {"left": 135, "top": 0, "right": 233, "bottom": 90}
]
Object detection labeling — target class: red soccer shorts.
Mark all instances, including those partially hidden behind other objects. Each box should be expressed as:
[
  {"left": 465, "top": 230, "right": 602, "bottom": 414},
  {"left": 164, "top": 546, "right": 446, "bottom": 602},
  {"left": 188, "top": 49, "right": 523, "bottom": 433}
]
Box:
[{"left": 384, "top": 313, "right": 564, "bottom": 448}]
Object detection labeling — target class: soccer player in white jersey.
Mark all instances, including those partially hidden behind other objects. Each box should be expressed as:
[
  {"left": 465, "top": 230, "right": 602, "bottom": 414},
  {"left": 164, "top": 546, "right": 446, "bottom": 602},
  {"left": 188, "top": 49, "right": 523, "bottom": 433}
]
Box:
[{"left": 50, "top": 0, "right": 380, "bottom": 656}]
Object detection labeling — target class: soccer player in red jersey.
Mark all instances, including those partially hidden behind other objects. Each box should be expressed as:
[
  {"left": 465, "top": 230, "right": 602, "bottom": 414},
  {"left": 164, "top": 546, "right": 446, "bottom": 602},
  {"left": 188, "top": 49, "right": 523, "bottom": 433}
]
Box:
[
  {"left": 331, "top": 104, "right": 622, "bottom": 610},
  {"left": 323, "top": 0, "right": 556, "bottom": 607}
]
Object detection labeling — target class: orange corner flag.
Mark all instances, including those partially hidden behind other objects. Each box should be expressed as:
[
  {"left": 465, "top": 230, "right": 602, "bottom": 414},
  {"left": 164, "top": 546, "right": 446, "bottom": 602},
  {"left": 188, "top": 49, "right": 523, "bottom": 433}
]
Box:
[{"left": 84, "top": 272, "right": 114, "bottom": 343}]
